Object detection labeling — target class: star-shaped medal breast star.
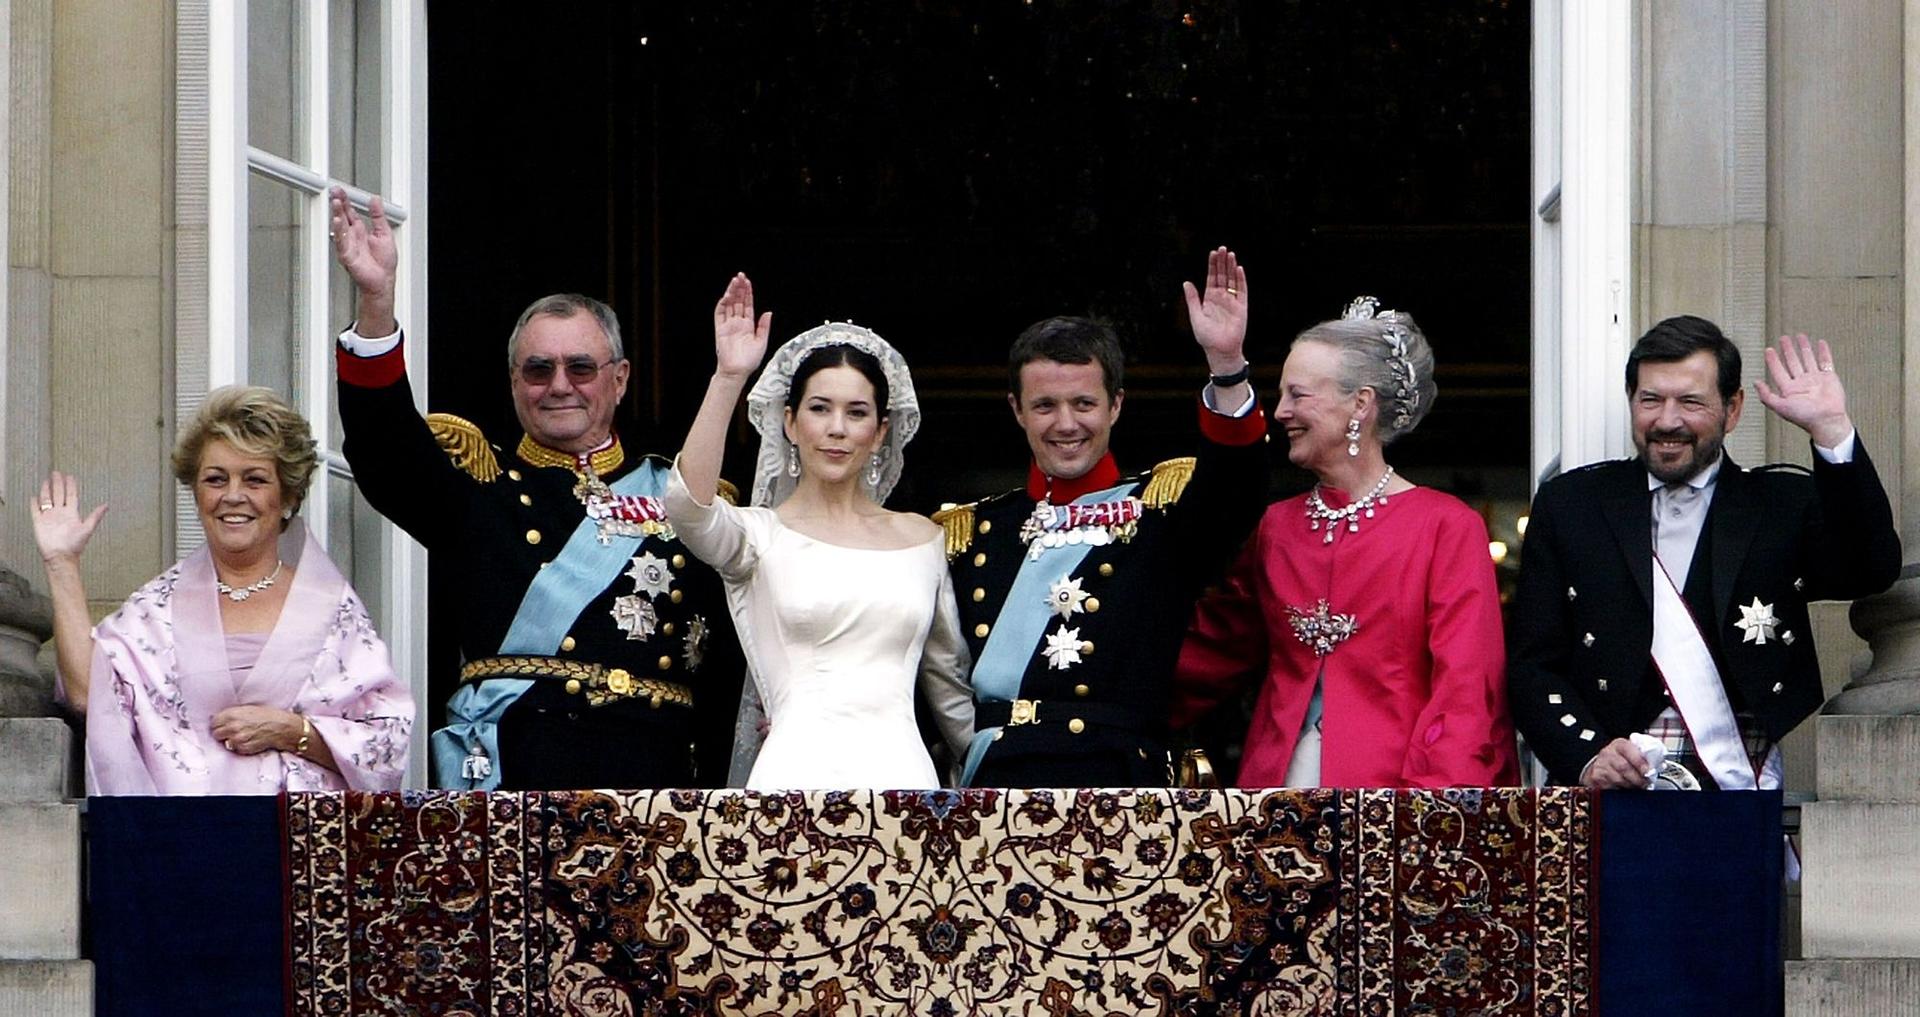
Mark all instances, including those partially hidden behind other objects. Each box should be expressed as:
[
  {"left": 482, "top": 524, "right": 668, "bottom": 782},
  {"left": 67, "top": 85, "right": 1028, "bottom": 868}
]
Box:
[
  {"left": 1734, "top": 597, "right": 1780, "bottom": 645},
  {"left": 625, "top": 551, "right": 675, "bottom": 599},
  {"left": 1042, "top": 625, "right": 1085, "bottom": 670},
  {"left": 1046, "top": 575, "right": 1089, "bottom": 620}
]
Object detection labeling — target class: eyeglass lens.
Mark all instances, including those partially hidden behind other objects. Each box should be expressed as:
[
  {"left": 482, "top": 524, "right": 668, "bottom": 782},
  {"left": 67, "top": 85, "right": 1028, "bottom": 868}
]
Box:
[{"left": 519, "top": 357, "right": 610, "bottom": 384}]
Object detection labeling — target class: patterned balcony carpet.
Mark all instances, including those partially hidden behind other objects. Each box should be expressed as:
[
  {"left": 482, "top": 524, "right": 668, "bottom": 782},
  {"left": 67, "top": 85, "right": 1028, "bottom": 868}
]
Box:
[{"left": 283, "top": 787, "right": 1592, "bottom": 1016}]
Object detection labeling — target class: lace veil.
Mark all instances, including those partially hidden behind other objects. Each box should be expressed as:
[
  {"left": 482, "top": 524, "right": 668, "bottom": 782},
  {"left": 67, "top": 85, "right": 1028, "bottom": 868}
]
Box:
[{"left": 743, "top": 321, "right": 921, "bottom": 508}]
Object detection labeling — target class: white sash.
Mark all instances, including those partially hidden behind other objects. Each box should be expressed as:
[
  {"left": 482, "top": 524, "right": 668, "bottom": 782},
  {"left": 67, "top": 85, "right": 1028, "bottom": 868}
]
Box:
[{"left": 1648, "top": 556, "right": 1762, "bottom": 791}]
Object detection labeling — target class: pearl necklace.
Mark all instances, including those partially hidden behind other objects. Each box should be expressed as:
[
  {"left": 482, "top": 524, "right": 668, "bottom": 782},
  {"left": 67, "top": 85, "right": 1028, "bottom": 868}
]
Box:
[
  {"left": 1304, "top": 467, "right": 1395, "bottom": 545},
  {"left": 216, "top": 560, "right": 283, "bottom": 602}
]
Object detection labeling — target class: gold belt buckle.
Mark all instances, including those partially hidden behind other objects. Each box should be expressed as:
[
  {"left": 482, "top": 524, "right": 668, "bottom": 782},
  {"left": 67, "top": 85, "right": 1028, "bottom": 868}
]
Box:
[
  {"left": 605, "top": 668, "right": 634, "bottom": 695},
  {"left": 1008, "top": 698, "right": 1041, "bottom": 726}
]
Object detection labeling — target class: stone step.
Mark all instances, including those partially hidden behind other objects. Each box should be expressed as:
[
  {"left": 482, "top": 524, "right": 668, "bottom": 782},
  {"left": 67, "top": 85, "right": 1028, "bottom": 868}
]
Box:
[
  {"left": 0, "top": 803, "right": 80, "bottom": 960},
  {"left": 1799, "top": 801, "right": 1920, "bottom": 957},
  {"left": 0, "top": 960, "right": 91, "bottom": 1016},
  {"left": 0, "top": 718, "right": 74, "bottom": 801},
  {"left": 1786, "top": 958, "right": 1920, "bottom": 1016},
  {"left": 1816, "top": 714, "right": 1920, "bottom": 803}
]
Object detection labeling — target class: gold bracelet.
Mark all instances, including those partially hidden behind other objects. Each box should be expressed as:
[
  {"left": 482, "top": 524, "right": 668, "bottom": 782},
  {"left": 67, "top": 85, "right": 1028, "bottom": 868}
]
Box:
[{"left": 295, "top": 716, "right": 312, "bottom": 756}]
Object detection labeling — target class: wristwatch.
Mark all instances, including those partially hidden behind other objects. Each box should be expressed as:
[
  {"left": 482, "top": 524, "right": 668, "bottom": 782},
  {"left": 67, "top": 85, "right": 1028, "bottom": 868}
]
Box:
[{"left": 1209, "top": 361, "right": 1252, "bottom": 387}]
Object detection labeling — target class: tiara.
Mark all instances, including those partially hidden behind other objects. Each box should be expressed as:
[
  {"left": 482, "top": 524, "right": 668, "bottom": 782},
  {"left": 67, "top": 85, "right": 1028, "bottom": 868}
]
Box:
[{"left": 1340, "top": 296, "right": 1419, "bottom": 432}]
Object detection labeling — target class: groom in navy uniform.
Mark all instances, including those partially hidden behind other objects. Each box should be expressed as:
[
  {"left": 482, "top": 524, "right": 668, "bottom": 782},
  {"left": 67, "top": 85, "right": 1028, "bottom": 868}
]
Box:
[
  {"left": 938, "top": 248, "right": 1269, "bottom": 788},
  {"left": 1509, "top": 316, "right": 1899, "bottom": 789}
]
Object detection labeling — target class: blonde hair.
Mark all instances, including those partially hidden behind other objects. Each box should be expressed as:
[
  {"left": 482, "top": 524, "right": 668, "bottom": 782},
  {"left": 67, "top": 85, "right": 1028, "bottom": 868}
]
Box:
[{"left": 171, "top": 386, "right": 319, "bottom": 519}]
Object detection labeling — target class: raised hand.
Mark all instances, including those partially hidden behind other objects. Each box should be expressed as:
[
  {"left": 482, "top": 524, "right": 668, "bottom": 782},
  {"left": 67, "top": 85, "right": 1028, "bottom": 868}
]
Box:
[
  {"left": 30, "top": 471, "right": 108, "bottom": 565},
  {"left": 1182, "top": 246, "right": 1250, "bottom": 373},
  {"left": 1754, "top": 333, "right": 1853, "bottom": 449},
  {"left": 328, "top": 186, "right": 399, "bottom": 334},
  {"left": 713, "top": 272, "right": 772, "bottom": 380}
]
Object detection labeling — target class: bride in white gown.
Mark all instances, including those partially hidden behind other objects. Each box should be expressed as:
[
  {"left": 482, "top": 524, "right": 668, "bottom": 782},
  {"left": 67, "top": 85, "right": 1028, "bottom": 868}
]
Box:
[{"left": 664, "top": 273, "right": 974, "bottom": 790}]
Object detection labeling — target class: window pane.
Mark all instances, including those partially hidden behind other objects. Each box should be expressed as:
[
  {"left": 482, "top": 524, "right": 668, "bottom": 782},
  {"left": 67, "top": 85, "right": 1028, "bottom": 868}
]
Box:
[
  {"left": 247, "top": 175, "right": 304, "bottom": 402},
  {"left": 329, "top": 0, "right": 385, "bottom": 195},
  {"left": 326, "top": 472, "right": 388, "bottom": 629},
  {"left": 247, "top": 0, "right": 307, "bottom": 162}
]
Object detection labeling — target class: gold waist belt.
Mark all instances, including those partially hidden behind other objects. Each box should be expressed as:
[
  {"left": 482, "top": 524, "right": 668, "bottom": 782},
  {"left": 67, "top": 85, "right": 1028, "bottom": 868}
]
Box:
[{"left": 460, "top": 655, "right": 694, "bottom": 710}]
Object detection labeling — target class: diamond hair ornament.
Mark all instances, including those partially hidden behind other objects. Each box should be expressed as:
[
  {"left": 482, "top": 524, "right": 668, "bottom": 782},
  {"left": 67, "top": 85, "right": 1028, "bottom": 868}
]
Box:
[{"left": 1340, "top": 296, "right": 1420, "bottom": 432}]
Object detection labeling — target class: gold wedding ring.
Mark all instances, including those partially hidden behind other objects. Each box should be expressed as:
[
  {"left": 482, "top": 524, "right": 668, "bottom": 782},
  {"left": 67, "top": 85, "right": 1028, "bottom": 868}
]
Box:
[{"left": 1226, "top": 287, "right": 1239, "bottom": 296}]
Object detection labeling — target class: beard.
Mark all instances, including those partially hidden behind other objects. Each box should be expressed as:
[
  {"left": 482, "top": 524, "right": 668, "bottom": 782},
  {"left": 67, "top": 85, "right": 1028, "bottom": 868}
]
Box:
[{"left": 1638, "top": 425, "right": 1727, "bottom": 485}]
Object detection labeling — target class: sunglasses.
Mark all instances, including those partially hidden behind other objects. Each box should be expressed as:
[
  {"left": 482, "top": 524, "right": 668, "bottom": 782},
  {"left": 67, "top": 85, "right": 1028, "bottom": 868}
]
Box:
[{"left": 517, "top": 355, "right": 620, "bottom": 386}]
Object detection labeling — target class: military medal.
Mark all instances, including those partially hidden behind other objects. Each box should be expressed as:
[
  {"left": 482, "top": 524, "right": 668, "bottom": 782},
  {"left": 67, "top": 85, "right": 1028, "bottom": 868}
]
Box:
[
  {"left": 610, "top": 594, "right": 659, "bottom": 640},
  {"left": 1020, "top": 498, "right": 1143, "bottom": 559},
  {"left": 1046, "top": 576, "right": 1089, "bottom": 619},
  {"left": 1287, "top": 599, "right": 1359, "bottom": 657},
  {"left": 625, "top": 551, "right": 676, "bottom": 599},
  {"left": 1734, "top": 598, "right": 1780, "bottom": 645},
  {"left": 579, "top": 468, "right": 674, "bottom": 545},
  {"left": 1042, "top": 625, "right": 1085, "bottom": 670},
  {"left": 684, "top": 614, "right": 709, "bottom": 671}
]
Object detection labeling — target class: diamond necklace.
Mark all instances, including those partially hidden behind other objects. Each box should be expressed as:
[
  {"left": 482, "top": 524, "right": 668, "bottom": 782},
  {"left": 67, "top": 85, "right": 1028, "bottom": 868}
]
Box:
[
  {"left": 216, "top": 560, "right": 283, "bottom": 602},
  {"left": 1304, "top": 467, "right": 1395, "bottom": 545}
]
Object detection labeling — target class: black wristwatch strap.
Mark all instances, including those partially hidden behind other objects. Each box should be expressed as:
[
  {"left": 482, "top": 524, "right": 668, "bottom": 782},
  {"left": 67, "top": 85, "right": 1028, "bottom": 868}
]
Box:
[{"left": 1209, "top": 361, "right": 1252, "bottom": 387}]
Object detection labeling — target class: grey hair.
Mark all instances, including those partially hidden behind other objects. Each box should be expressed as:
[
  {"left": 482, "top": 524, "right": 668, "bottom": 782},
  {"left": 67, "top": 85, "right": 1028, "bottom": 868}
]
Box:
[
  {"left": 1292, "top": 312, "right": 1438, "bottom": 444},
  {"left": 505, "top": 293, "right": 624, "bottom": 366}
]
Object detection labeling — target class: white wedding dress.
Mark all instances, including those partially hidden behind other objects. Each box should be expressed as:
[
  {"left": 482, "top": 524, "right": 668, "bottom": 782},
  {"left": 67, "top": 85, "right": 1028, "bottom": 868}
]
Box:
[{"left": 665, "top": 466, "right": 974, "bottom": 790}]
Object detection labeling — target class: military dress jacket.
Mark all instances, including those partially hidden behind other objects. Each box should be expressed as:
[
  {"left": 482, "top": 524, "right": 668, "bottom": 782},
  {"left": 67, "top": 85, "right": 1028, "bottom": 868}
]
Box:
[
  {"left": 940, "top": 400, "right": 1268, "bottom": 787},
  {"left": 336, "top": 339, "right": 743, "bottom": 789},
  {"left": 1508, "top": 443, "right": 1900, "bottom": 785}
]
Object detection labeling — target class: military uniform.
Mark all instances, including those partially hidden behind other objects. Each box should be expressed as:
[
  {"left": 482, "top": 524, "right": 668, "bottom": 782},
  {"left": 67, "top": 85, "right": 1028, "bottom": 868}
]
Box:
[
  {"left": 1508, "top": 444, "right": 1900, "bottom": 785},
  {"left": 939, "top": 400, "right": 1268, "bottom": 787},
  {"left": 336, "top": 338, "right": 743, "bottom": 789}
]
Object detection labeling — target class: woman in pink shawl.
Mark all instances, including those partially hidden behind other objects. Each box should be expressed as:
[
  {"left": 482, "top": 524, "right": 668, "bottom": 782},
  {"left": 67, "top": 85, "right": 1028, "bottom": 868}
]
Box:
[{"left": 30, "top": 385, "right": 413, "bottom": 794}]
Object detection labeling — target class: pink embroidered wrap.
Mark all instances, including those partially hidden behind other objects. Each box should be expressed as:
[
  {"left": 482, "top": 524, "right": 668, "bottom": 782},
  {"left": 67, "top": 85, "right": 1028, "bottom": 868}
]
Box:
[{"left": 77, "top": 522, "right": 413, "bottom": 794}]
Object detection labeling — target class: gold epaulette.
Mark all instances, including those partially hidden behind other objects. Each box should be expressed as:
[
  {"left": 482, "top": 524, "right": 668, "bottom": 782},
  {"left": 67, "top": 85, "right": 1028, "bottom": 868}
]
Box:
[
  {"left": 717, "top": 479, "right": 741, "bottom": 506},
  {"left": 1141, "top": 456, "right": 1196, "bottom": 509},
  {"left": 931, "top": 502, "right": 978, "bottom": 560},
  {"left": 426, "top": 413, "right": 501, "bottom": 483}
]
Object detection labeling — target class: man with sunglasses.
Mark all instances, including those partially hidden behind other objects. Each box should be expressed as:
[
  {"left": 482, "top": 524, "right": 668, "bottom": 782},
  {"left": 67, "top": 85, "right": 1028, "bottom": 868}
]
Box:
[{"left": 326, "top": 188, "right": 742, "bottom": 791}]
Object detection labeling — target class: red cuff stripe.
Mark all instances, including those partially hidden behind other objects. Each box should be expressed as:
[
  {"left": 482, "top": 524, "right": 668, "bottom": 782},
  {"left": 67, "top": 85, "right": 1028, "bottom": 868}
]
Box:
[
  {"left": 336, "top": 343, "right": 407, "bottom": 388},
  {"left": 1197, "top": 396, "right": 1267, "bottom": 446}
]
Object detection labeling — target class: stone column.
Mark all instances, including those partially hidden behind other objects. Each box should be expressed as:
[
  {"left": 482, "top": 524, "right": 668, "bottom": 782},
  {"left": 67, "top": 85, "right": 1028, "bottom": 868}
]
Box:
[{"left": 1784, "top": 1, "right": 1920, "bottom": 1011}]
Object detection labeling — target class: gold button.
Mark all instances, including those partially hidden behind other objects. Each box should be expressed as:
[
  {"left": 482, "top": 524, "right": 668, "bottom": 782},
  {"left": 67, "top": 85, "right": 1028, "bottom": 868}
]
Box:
[
  {"left": 1080, "top": 641, "right": 1095, "bottom": 655},
  {"left": 1099, "top": 563, "right": 1114, "bottom": 577},
  {"left": 564, "top": 678, "right": 582, "bottom": 695},
  {"left": 671, "top": 554, "right": 686, "bottom": 569},
  {"left": 974, "top": 623, "right": 990, "bottom": 638},
  {"left": 670, "top": 590, "right": 684, "bottom": 604},
  {"left": 1074, "top": 684, "right": 1089, "bottom": 697},
  {"left": 978, "top": 520, "right": 992, "bottom": 534},
  {"left": 661, "top": 622, "right": 676, "bottom": 636},
  {"left": 560, "top": 636, "right": 576, "bottom": 652},
  {"left": 525, "top": 529, "right": 542, "bottom": 545},
  {"left": 973, "top": 552, "right": 987, "bottom": 567},
  {"left": 658, "top": 655, "right": 673, "bottom": 670},
  {"left": 1068, "top": 718, "right": 1086, "bottom": 734},
  {"left": 649, "top": 692, "right": 664, "bottom": 709},
  {"left": 607, "top": 669, "right": 632, "bottom": 694},
  {"left": 519, "top": 494, "right": 532, "bottom": 506},
  {"left": 1085, "top": 597, "right": 1100, "bottom": 613},
  {"left": 972, "top": 588, "right": 986, "bottom": 602},
  {"left": 539, "top": 561, "right": 550, "bottom": 570},
  {"left": 507, "top": 469, "right": 522, "bottom": 481}
]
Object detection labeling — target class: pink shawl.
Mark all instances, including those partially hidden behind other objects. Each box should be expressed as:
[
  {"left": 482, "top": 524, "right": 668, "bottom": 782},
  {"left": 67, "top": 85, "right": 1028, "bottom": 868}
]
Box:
[{"left": 82, "top": 521, "right": 412, "bottom": 794}]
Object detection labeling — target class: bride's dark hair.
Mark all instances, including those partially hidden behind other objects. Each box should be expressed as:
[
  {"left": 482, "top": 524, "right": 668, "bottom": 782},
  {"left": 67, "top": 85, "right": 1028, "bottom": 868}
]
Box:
[{"left": 786, "top": 344, "right": 891, "bottom": 418}]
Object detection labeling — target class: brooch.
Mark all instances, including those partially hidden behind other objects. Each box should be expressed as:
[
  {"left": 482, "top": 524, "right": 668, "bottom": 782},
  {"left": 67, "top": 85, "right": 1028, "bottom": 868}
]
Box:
[
  {"left": 1734, "top": 598, "right": 1780, "bottom": 645},
  {"left": 1287, "top": 599, "right": 1359, "bottom": 657}
]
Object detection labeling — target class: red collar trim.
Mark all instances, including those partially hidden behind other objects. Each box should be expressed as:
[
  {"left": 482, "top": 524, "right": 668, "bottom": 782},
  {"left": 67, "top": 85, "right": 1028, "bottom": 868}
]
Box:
[{"left": 1027, "top": 454, "right": 1123, "bottom": 503}]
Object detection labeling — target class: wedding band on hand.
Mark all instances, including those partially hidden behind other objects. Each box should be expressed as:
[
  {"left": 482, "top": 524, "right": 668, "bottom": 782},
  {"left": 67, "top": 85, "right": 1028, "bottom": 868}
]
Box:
[
  {"left": 1820, "top": 363, "right": 1834, "bottom": 372},
  {"left": 1226, "top": 287, "right": 1239, "bottom": 296},
  {"left": 39, "top": 502, "right": 52, "bottom": 511},
  {"left": 224, "top": 740, "right": 234, "bottom": 751}
]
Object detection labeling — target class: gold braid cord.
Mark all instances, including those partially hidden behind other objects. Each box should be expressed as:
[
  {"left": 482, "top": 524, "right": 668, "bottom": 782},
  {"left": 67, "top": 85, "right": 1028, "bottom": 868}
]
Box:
[
  {"left": 716, "top": 479, "right": 741, "bottom": 506},
  {"left": 931, "top": 502, "right": 977, "bottom": 560},
  {"left": 1141, "top": 456, "right": 1196, "bottom": 510},
  {"left": 426, "top": 414, "right": 501, "bottom": 483}
]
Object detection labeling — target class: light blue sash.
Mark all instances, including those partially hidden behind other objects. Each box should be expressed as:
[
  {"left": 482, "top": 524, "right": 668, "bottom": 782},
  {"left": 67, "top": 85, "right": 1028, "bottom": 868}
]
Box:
[
  {"left": 961, "top": 481, "right": 1137, "bottom": 786},
  {"left": 431, "top": 460, "right": 665, "bottom": 789}
]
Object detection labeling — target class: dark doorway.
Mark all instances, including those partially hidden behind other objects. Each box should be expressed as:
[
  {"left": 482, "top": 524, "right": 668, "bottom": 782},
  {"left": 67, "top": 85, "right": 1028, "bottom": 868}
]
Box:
[{"left": 424, "top": 0, "right": 1531, "bottom": 724}]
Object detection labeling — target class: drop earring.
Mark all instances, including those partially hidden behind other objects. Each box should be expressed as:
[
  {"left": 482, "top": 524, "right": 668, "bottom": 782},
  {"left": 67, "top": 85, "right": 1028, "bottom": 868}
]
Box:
[
  {"left": 786, "top": 442, "right": 800, "bottom": 478},
  {"left": 1345, "top": 417, "right": 1362, "bottom": 457},
  {"left": 866, "top": 451, "right": 882, "bottom": 488}
]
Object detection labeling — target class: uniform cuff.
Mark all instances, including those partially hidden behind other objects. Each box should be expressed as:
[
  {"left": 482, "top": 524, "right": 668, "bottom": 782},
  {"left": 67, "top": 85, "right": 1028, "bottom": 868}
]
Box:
[
  {"left": 336, "top": 328, "right": 407, "bottom": 388},
  {"left": 1813, "top": 429, "right": 1857, "bottom": 464},
  {"left": 1195, "top": 394, "right": 1267, "bottom": 446}
]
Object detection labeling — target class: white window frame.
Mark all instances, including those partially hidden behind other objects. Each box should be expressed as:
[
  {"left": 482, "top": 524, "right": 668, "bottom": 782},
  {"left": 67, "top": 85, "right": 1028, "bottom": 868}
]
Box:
[{"left": 197, "top": 1, "right": 432, "bottom": 786}]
